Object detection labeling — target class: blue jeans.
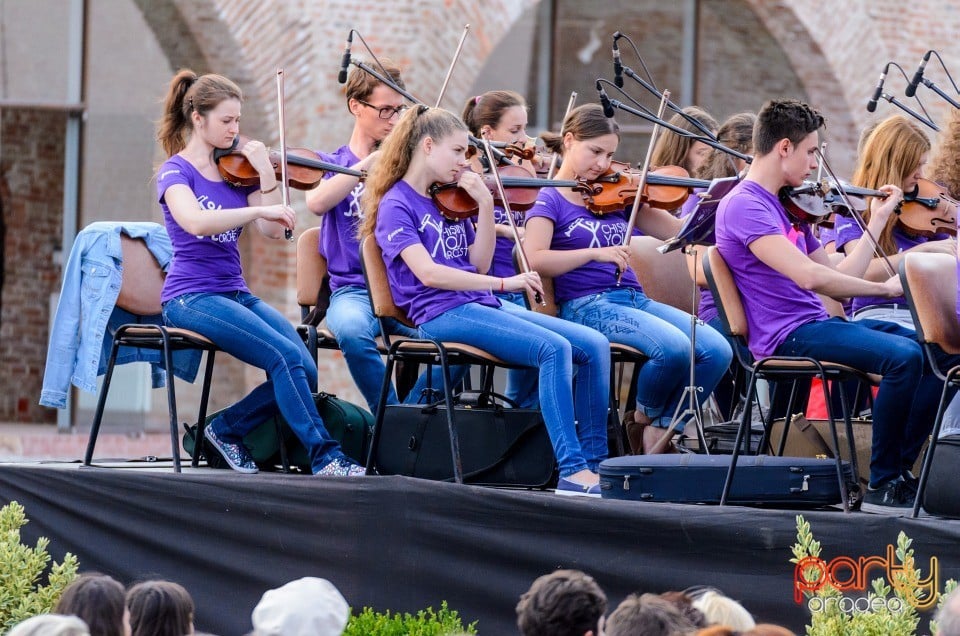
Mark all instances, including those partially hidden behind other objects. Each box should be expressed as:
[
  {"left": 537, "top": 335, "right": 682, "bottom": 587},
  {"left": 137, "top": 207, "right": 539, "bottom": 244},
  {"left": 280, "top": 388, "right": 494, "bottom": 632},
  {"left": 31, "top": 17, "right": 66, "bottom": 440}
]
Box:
[
  {"left": 495, "top": 291, "right": 538, "bottom": 408},
  {"left": 561, "top": 288, "right": 733, "bottom": 431},
  {"left": 419, "top": 302, "right": 610, "bottom": 477},
  {"left": 776, "top": 317, "right": 960, "bottom": 487},
  {"left": 163, "top": 291, "right": 347, "bottom": 473},
  {"left": 326, "top": 286, "right": 458, "bottom": 412}
]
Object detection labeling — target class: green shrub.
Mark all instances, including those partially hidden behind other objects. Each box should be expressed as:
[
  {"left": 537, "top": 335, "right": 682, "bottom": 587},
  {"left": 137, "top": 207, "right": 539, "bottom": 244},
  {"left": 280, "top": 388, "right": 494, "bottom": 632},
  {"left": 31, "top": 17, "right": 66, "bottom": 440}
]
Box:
[
  {"left": 342, "top": 601, "right": 478, "bottom": 635},
  {"left": 0, "top": 501, "right": 79, "bottom": 632}
]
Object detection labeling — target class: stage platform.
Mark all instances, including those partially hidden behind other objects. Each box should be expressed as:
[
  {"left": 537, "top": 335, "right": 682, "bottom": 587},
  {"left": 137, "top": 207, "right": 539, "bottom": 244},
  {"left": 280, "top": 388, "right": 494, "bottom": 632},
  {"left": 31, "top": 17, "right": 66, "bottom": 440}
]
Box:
[{"left": 0, "top": 462, "right": 957, "bottom": 635}]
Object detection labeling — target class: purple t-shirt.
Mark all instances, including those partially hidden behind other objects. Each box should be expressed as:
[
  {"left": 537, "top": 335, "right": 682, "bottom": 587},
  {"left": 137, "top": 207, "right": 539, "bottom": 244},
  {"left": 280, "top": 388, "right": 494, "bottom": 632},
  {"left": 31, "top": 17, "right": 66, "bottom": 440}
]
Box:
[
  {"left": 679, "top": 187, "right": 717, "bottom": 323},
  {"left": 157, "top": 155, "right": 255, "bottom": 303},
  {"left": 316, "top": 145, "right": 366, "bottom": 292},
  {"left": 375, "top": 180, "right": 500, "bottom": 326},
  {"left": 715, "top": 179, "right": 828, "bottom": 358},
  {"left": 488, "top": 204, "right": 526, "bottom": 279},
  {"left": 526, "top": 188, "right": 642, "bottom": 303},
  {"left": 834, "top": 215, "right": 948, "bottom": 313}
]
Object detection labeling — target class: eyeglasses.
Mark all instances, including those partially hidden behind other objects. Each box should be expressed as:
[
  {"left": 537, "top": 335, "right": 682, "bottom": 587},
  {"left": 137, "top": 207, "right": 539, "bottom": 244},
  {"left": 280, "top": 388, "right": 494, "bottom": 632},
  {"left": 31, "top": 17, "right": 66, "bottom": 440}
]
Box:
[{"left": 357, "top": 99, "right": 408, "bottom": 120}]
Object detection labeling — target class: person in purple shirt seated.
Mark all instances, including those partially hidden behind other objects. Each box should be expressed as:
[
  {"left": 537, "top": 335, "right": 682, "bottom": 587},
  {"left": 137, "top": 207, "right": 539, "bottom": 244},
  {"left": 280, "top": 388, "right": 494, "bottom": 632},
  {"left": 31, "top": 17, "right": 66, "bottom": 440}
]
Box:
[
  {"left": 715, "top": 98, "right": 960, "bottom": 513},
  {"left": 524, "top": 104, "right": 733, "bottom": 455},
  {"left": 305, "top": 61, "right": 452, "bottom": 412},
  {"left": 359, "top": 105, "right": 612, "bottom": 497},
  {"left": 156, "top": 70, "right": 364, "bottom": 477},
  {"left": 837, "top": 114, "right": 956, "bottom": 329},
  {"left": 461, "top": 89, "right": 542, "bottom": 408}
]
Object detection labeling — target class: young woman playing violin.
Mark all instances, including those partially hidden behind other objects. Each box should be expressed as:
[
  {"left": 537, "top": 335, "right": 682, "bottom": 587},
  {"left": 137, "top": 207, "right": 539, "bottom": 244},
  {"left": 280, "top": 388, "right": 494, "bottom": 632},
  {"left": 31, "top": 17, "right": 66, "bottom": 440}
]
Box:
[
  {"left": 840, "top": 115, "right": 956, "bottom": 327},
  {"left": 524, "top": 104, "right": 733, "bottom": 455},
  {"left": 359, "top": 105, "right": 612, "bottom": 497},
  {"left": 462, "top": 89, "right": 552, "bottom": 407},
  {"left": 305, "top": 61, "right": 451, "bottom": 413},
  {"left": 156, "top": 70, "right": 365, "bottom": 477}
]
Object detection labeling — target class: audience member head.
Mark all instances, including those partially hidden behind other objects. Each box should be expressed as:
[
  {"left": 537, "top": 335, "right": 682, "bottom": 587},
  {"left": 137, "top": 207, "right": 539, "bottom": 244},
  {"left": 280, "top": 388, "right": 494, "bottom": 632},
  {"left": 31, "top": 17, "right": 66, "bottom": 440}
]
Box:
[
  {"left": 935, "top": 587, "right": 960, "bottom": 636},
  {"left": 126, "top": 580, "right": 195, "bottom": 636},
  {"left": 8, "top": 614, "right": 90, "bottom": 636},
  {"left": 605, "top": 592, "right": 699, "bottom": 636},
  {"left": 250, "top": 577, "right": 349, "bottom": 636},
  {"left": 55, "top": 572, "right": 130, "bottom": 636},
  {"left": 660, "top": 590, "right": 708, "bottom": 628},
  {"left": 516, "top": 569, "right": 607, "bottom": 636},
  {"left": 690, "top": 590, "right": 755, "bottom": 631}
]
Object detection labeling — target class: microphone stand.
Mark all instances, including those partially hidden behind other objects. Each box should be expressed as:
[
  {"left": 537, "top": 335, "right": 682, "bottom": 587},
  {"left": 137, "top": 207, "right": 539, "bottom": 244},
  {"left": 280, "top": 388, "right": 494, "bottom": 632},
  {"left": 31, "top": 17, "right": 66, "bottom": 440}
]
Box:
[
  {"left": 606, "top": 95, "right": 753, "bottom": 164},
  {"left": 876, "top": 92, "right": 940, "bottom": 132},
  {"left": 915, "top": 78, "right": 960, "bottom": 110}
]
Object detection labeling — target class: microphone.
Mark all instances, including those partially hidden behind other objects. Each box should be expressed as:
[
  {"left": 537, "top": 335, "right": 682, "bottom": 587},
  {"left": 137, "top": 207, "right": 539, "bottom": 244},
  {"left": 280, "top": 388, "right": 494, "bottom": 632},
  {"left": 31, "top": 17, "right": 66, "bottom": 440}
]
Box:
[
  {"left": 905, "top": 51, "right": 931, "bottom": 98},
  {"left": 613, "top": 32, "right": 624, "bottom": 88},
  {"left": 337, "top": 30, "right": 353, "bottom": 85},
  {"left": 866, "top": 64, "right": 889, "bottom": 113},
  {"left": 597, "top": 81, "right": 615, "bottom": 118}
]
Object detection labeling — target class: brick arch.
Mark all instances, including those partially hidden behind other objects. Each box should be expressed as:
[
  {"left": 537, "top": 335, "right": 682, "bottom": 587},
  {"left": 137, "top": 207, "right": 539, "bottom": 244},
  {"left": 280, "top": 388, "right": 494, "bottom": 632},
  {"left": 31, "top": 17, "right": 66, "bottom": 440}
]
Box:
[{"left": 741, "top": 0, "right": 887, "bottom": 173}]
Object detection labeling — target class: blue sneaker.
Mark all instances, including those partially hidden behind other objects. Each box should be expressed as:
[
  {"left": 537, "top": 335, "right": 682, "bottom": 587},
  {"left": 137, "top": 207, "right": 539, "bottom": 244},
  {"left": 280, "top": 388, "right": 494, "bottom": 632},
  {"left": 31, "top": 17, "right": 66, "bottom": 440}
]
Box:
[
  {"left": 315, "top": 457, "right": 367, "bottom": 477},
  {"left": 203, "top": 421, "right": 258, "bottom": 474},
  {"left": 555, "top": 477, "right": 602, "bottom": 498}
]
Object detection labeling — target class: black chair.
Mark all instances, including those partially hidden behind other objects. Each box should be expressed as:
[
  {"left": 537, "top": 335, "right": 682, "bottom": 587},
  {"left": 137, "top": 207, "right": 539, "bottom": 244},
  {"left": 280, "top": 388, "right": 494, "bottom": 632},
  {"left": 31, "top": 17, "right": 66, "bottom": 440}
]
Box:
[
  {"left": 84, "top": 235, "right": 219, "bottom": 472},
  {"left": 900, "top": 252, "right": 960, "bottom": 517},
  {"left": 703, "top": 246, "right": 879, "bottom": 511},
  {"left": 359, "top": 235, "right": 536, "bottom": 483}
]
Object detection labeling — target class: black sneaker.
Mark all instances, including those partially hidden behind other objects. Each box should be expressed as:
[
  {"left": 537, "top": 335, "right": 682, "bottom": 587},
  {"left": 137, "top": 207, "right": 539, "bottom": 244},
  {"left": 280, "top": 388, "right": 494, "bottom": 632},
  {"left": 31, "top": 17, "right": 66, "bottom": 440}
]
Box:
[
  {"left": 901, "top": 470, "right": 920, "bottom": 497},
  {"left": 861, "top": 477, "right": 914, "bottom": 514}
]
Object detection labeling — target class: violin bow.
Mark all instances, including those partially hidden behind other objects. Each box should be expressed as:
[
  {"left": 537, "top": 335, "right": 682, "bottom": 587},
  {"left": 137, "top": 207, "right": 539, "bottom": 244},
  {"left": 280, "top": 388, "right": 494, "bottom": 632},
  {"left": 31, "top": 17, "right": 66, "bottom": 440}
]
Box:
[
  {"left": 546, "top": 91, "right": 577, "bottom": 179},
  {"left": 815, "top": 146, "right": 896, "bottom": 277},
  {"left": 435, "top": 24, "right": 470, "bottom": 108},
  {"left": 617, "top": 89, "right": 670, "bottom": 284},
  {"left": 276, "top": 68, "right": 293, "bottom": 242},
  {"left": 480, "top": 135, "right": 545, "bottom": 306}
]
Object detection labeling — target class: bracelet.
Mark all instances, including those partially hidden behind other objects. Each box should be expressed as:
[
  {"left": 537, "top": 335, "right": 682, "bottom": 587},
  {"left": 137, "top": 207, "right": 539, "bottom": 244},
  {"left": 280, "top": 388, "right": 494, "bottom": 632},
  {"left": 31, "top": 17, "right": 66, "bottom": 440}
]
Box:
[
  {"left": 260, "top": 183, "right": 279, "bottom": 195},
  {"left": 499, "top": 278, "right": 505, "bottom": 293}
]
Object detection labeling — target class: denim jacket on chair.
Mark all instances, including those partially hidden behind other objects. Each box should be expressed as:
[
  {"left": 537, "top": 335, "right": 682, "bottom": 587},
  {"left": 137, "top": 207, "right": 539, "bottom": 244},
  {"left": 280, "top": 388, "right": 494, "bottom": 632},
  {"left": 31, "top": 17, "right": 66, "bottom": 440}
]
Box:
[{"left": 39, "top": 221, "right": 202, "bottom": 409}]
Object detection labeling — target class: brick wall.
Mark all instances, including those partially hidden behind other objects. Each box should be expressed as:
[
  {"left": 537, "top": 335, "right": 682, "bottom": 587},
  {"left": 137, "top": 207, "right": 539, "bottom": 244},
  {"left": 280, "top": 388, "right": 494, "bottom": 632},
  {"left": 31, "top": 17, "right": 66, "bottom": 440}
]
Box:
[
  {"left": 11, "top": 0, "right": 960, "bottom": 424},
  {"left": 0, "top": 109, "right": 66, "bottom": 423}
]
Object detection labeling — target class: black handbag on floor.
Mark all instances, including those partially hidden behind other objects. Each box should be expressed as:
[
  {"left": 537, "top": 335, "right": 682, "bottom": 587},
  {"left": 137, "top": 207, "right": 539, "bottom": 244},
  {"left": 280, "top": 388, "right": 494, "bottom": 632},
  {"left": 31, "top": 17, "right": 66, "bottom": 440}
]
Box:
[{"left": 372, "top": 396, "right": 557, "bottom": 488}]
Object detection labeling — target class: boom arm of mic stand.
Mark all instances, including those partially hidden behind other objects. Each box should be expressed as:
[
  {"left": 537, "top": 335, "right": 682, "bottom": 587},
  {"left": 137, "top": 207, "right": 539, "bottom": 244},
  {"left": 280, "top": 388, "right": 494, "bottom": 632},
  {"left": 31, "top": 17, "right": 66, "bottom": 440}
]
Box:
[
  {"left": 919, "top": 78, "right": 960, "bottom": 110},
  {"left": 609, "top": 99, "right": 752, "bottom": 163},
  {"left": 880, "top": 93, "right": 940, "bottom": 131},
  {"left": 621, "top": 65, "right": 717, "bottom": 140}
]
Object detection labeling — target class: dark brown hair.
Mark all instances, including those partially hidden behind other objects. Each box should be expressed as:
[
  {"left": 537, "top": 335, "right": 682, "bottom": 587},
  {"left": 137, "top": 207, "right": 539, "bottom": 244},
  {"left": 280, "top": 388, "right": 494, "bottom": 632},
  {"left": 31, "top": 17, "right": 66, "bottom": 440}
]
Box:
[
  {"left": 753, "top": 99, "right": 824, "bottom": 156},
  {"left": 127, "top": 580, "right": 195, "bottom": 636},
  {"left": 54, "top": 572, "right": 127, "bottom": 636},
  {"left": 516, "top": 569, "right": 607, "bottom": 636},
  {"left": 461, "top": 90, "right": 526, "bottom": 137},
  {"left": 344, "top": 58, "right": 405, "bottom": 111},
  {"left": 157, "top": 69, "right": 242, "bottom": 157},
  {"left": 606, "top": 593, "right": 699, "bottom": 636},
  {"left": 696, "top": 112, "right": 756, "bottom": 180},
  {"left": 540, "top": 104, "right": 620, "bottom": 155}
]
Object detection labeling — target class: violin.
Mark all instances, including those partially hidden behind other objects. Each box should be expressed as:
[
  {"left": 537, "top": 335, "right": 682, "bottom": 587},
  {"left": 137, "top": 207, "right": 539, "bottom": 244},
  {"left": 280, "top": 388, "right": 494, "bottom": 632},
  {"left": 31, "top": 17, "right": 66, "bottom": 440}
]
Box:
[
  {"left": 580, "top": 161, "right": 707, "bottom": 214},
  {"left": 897, "top": 178, "right": 958, "bottom": 237},
  {"left": 429, "top": 164, "right": 543, "bottom": 221},
  {"left": 214, "top": 135, "right": 364, "bottom": 191},
  {"left": 428, "top": 161, "right": 709, "bottom": 221},
  {"left": 779, "top": 180, "right": 889, "bottom": 226}
]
